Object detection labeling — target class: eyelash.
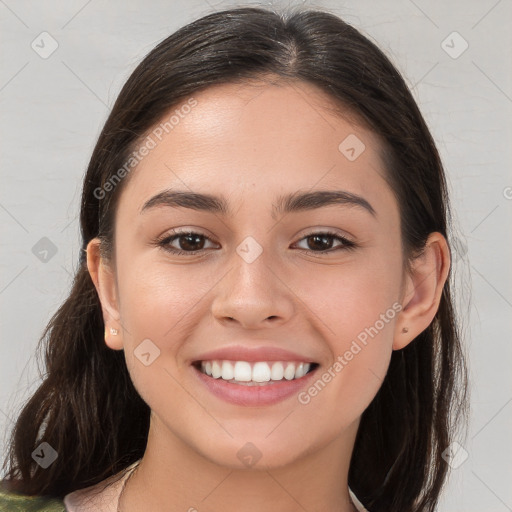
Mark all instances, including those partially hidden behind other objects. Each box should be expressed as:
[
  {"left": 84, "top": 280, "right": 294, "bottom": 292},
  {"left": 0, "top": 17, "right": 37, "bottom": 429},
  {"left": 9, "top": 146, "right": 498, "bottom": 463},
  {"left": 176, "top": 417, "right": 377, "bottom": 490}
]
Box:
[{"left": 153, "top": 229, "right": 357, "bottom": 257}]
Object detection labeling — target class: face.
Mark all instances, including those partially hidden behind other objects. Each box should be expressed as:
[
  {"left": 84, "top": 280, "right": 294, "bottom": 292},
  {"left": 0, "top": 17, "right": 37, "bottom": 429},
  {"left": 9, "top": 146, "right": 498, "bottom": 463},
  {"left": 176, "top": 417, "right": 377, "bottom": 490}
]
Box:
[{"left": 97, "top": 80, "right": 407, "bottom": 469}]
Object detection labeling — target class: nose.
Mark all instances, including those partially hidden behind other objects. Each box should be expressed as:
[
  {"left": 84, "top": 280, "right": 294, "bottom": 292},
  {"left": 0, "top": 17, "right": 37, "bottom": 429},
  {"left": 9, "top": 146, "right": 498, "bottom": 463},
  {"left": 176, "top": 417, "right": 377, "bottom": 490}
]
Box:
[{"left": 211, "top": 248, "right": 295, "bottom": 329}]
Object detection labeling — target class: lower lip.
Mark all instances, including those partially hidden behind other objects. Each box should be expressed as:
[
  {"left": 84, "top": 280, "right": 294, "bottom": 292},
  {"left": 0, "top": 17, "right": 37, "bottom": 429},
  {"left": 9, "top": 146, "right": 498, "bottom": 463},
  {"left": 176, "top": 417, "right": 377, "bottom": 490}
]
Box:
[{"left": 191, "top": 365, "right": 319, "bottom": 406}]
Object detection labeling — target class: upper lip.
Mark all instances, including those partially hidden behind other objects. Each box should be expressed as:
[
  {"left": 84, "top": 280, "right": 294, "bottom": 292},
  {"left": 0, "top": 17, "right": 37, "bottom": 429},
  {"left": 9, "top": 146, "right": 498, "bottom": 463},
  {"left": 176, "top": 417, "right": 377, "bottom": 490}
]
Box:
[{"left": 192, "top": 345, "right": 317, "bottom": 364}]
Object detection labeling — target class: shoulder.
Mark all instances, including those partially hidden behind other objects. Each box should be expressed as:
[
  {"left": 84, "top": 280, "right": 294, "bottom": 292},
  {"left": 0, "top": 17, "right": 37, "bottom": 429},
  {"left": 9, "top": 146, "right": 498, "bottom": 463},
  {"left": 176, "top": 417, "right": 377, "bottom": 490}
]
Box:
[{"left": 0, "top": 486, "right": 66, "bottom": 511}]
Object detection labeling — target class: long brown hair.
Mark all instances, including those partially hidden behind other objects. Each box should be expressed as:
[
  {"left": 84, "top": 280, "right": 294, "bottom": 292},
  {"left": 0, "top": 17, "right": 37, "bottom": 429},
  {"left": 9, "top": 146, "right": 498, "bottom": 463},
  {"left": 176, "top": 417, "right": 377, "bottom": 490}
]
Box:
[{"left": 2, "top": 6, "right": 469, "bottom": 511}]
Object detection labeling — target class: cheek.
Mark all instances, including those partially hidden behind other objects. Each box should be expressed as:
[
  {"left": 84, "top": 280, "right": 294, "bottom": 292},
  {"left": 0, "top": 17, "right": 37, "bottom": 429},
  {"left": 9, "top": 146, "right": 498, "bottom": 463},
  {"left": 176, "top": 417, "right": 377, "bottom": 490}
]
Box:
[
  {"left": 294, "top": 256, "right": 400, "bottom": 415},
  {"left": 115, "top": 262, "right": 208, "bottom": 397},
  {"left": 297, "top": 251, "right": 401, "bottom": 344},
  {"left": 115, "top": 263, "right": 228, "bottom": 454},
  {"left": 117, "top": 259, "right": 209, "bottom": 339}
]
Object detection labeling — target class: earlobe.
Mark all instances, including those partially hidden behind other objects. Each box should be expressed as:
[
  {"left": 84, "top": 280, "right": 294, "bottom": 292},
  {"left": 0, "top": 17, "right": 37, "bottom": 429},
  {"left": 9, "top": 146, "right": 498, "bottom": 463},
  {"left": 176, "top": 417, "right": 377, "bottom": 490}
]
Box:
[
  {"left": 104, "top": 324, "right": 122, "bottom": 351},
  {"left": 393, "top": 232, "right": 451, "bottom": 350},
  {"left": 86, "top": 238, "right": 124, "bottom": 350}
]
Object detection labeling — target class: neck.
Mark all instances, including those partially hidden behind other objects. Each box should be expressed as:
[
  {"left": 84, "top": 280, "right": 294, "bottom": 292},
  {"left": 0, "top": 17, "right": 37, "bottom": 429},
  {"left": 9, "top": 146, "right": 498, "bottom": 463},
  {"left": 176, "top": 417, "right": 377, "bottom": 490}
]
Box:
[{"left": 120, "top": 415, "right": 361, "bottom": 512}]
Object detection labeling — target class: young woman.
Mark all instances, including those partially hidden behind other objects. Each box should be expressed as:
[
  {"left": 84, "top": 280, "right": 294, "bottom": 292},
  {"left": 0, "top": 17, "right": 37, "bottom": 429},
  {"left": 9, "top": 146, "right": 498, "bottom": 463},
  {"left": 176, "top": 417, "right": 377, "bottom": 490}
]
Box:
[{"left": 1, "top": 5, "right": 469, "bottom": 511}]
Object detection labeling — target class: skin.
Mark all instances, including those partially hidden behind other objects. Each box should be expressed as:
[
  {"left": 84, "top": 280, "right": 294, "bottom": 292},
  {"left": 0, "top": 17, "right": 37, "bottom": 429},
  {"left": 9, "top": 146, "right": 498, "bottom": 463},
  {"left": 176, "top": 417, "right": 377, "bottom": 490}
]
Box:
[{"left": 87, "top": 79, "right": 450, "bottom": 512}]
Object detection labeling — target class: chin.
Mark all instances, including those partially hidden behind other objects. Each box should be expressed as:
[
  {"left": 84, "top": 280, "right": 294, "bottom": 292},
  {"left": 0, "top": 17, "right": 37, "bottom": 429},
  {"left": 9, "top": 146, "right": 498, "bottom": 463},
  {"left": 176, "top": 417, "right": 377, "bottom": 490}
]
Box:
[{"left": 194, "top": 435, "right": 315, "bottom": 471}]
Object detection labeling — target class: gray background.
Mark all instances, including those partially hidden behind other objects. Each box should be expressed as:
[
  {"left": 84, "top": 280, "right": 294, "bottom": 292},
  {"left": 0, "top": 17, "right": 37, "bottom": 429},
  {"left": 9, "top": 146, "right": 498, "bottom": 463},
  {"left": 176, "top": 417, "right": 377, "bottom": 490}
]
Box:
[{"left": 1, "top": 0, "right": 511, "bottom": 510}]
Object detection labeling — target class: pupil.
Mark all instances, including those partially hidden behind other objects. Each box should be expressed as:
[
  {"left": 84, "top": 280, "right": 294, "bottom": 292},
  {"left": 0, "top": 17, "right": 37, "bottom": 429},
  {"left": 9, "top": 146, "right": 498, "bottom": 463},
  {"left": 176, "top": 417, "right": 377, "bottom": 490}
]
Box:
[
  {"left": 308, "top": 235, "right": 332, "bottom": 251},
  {"left": 181, "top": 234, "right": 204, "bottom": 251}
]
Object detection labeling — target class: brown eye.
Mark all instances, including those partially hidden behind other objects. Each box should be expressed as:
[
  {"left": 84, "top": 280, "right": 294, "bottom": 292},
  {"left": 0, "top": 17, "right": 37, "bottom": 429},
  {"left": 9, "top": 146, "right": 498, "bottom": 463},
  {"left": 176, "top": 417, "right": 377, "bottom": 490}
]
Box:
[
  {"left": 173, "top": 233, "right": 206, "bottom": 251},
  {"left": 155, "top": 230, "right": 356, "bottom": 257},
  {"left": 294, "top": 231, "right": 356, "bottom": 255},
  {"left": 305, "top": 234, "right": 335, "bottom": 251},
  {"left": 156, "top": 231, "right": 217, "bottom": 255}
]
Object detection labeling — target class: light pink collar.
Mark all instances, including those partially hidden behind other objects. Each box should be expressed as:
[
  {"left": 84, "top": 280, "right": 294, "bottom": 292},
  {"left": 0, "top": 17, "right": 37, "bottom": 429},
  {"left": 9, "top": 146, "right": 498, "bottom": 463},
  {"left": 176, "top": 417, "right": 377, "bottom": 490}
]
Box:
[{"left": 63, "top": 460, "right": 139, "bottom": 512}]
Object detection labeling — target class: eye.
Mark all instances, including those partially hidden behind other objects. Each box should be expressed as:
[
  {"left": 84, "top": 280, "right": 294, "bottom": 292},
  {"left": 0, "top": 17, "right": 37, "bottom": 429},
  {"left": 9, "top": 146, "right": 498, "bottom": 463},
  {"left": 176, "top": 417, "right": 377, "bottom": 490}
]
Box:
[
  {"left": 293, "top": 230, "right": 356, "bottom": 255},
  {"left": 155, "top": 231, "right": 217, "bottom": 255},
  {"left": 153, "top": 229, "right": 357, "bottom": 257}
]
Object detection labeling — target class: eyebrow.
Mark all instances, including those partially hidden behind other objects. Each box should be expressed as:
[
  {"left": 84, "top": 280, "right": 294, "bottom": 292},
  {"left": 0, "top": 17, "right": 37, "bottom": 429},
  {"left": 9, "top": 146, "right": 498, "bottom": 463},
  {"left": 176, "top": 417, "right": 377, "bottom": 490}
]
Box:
[{"left": 140, "top": 189, "right": 376, "bottom": 220}]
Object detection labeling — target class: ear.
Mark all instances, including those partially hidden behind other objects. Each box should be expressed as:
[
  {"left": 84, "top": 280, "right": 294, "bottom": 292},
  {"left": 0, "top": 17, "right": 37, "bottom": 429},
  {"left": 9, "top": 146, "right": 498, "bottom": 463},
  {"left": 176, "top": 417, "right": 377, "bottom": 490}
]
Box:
[
  {"left": 86, "top": 238, "right": 123, "bottom": 350},
  {"left": 393, "top": 232, "right": 451, "bottom": 350}
]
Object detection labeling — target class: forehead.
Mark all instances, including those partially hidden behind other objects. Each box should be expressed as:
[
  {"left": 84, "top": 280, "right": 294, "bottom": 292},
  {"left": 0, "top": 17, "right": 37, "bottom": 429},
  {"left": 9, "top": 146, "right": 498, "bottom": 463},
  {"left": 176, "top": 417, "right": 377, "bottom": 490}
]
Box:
[{"left": 118, "top": 80, "right": 394, "bottom": 219}]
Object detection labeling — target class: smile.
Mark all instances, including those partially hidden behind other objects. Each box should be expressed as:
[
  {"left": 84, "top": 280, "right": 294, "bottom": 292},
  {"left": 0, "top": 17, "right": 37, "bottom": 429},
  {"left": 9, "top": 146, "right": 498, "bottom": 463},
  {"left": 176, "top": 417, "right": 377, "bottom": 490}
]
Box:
[
  {"left": 195, "top": 360, "right": 317, "bottom": 385},
  {"left": 191, "top": 359, "right": 320, "bottom": 406}
]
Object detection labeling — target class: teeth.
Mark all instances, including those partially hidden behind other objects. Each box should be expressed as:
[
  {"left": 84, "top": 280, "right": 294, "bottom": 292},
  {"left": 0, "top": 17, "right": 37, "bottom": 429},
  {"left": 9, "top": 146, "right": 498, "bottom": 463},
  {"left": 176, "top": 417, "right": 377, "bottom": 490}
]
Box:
[
  {"left": 270, "top": 362, "right": 284, "bottom": 380},
  {"left": 283, "top": 362, "right": 296, "bottom": 380},
  {"left": 211, "top": 361, "right": 222, "bottom": 379},
  {"left": 199, "top": 360, "right": 312, "bottom": 383},
  {"left": 221, "top": 360, "right": 234, "bottom": 380},
  {"left": 233, "top": 361, "right": 252, "bottom": 382},
  {"left": 295, "top": 362, "right": 306, "bottom": 379},
  {"left": 252, "top": 362, "right": 271, "bottom": 382}
]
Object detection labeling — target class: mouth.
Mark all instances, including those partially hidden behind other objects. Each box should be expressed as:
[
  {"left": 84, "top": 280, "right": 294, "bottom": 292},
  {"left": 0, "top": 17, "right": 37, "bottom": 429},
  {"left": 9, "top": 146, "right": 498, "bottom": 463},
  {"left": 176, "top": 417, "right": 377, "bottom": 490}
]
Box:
[{"left": 192, "top": 359, "right": 319, "bottom": 386}]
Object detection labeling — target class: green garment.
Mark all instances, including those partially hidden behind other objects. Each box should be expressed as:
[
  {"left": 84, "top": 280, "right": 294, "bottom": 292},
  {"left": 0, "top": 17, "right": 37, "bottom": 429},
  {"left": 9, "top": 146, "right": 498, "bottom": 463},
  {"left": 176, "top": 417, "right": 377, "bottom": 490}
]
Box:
[{"left": 0, "top": 488, "right": 66, "bottom": 511}]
